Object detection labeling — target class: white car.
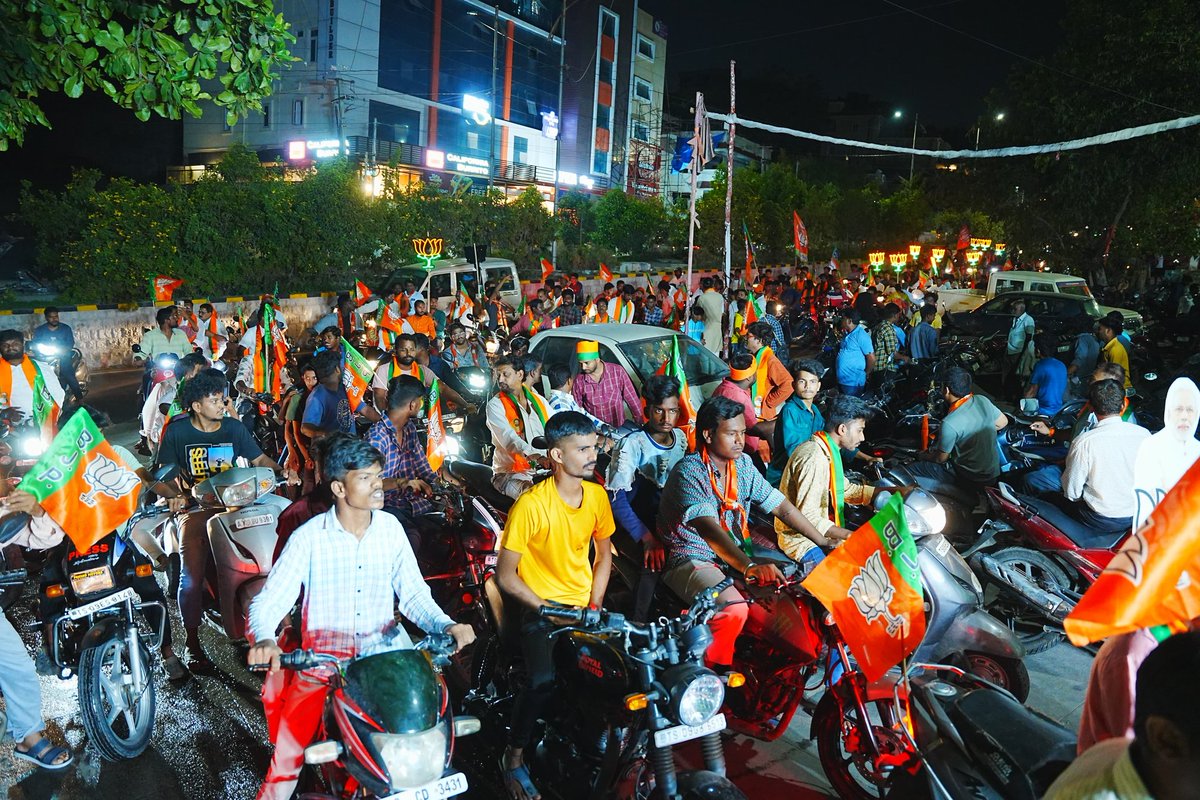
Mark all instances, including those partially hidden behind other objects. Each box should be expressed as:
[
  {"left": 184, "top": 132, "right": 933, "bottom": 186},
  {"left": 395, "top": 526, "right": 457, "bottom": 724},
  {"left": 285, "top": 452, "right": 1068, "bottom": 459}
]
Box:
[{"left": 529, "top": 324, "right": 729, "bottom": 411}]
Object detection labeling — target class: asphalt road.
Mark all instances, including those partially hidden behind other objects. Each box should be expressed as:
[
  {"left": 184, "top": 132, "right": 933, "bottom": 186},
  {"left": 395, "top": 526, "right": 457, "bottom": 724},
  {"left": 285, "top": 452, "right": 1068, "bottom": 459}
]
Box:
[{"left": 0, "top": 367, "right": 1095, "bottom": 799}]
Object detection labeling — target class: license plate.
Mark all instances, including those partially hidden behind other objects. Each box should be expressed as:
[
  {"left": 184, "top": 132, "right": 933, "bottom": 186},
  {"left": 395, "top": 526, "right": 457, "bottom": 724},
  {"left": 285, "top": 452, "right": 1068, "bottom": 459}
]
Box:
[
  {"left": 483, "top": 554, "right": 498, "bottom": 566},
  {"left": 233, "top": 513, "right": 274, "bottom": 530},
  {"left": 66, "top": 586, "right": 140, "bottom": 620},
  {"left": 386, "top": 772, "right": 469, "bottom": 800},
  {"left": 653, "top": 713, "right": 726, "bottom": 748}
]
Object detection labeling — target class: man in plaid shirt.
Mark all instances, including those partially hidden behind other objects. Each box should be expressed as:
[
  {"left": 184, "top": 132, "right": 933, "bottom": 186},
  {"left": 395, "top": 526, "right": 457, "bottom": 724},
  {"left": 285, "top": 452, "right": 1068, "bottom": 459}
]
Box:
[
  {"left": 871, "top": 302, "right": 909, "bottom": 375},
  {"left": 247, "top": 434, "right": 475, "bottom": 800},
  {"left": 572, "top": 340, "right": 645, "bottom": 428},
  {"left": 553, "top": 289, "right": 583, "bottom": 327},
  {"left": 365, "top": 375, "right": 452, "bottom": 523}
]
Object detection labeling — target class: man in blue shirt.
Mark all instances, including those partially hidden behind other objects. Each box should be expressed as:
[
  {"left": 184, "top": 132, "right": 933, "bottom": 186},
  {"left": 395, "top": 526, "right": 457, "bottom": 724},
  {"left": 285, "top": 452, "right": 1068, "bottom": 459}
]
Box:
[
  {"left": 1025, "top": 333, "right": 1068, "bottom": 416},
  {"left": 910, "top": 304, "right": 940, "bottom": 360},
  {"left": 767, "top": 358, "right": 826, "bottom": 483},
  {"left": 31, "top": 306, "right": 83, "bottom": 401},
  {"left": 302, "top": 350, "right": 358, "bottom": 438},
  {"left": 835, "top": 311, "right": 875, "bottom": 397}
]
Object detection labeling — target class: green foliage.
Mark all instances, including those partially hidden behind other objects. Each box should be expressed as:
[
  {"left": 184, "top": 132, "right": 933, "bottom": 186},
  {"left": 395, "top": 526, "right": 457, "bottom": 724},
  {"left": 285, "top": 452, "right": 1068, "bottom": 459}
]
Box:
[
  {"left": 979, "top": 0, "right": 1200, "bottom": 275},
  {"left": 590, "top": 189, "right": 669, "bottom": 257},
  {"left": 18, "top": 146, "right": 560, "bottom": 302},
  {"left": 0, "top": 0, "right": 297, "bottom": 150}
]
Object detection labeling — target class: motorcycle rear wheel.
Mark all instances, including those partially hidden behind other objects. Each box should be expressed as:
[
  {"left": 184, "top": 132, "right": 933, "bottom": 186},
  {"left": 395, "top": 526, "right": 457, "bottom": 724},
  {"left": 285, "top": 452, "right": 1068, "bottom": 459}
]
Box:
[
  {"left": 78, "top": 636, "right": 156, "bottom": 760},
  {"left": 984, "top": 547, "right": 1072, "bottom": 655},
  {"left": 813, "top": 688, "right": 914, "bottom": 800},
  {"left": 964, "top": 652, "right": 1030, "bottom": 703}
]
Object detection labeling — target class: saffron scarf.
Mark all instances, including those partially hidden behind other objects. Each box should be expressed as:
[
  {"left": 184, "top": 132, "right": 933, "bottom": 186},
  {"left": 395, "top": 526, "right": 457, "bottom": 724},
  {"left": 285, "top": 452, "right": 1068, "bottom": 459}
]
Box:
[
  {"left": 497, "top": 387, "right": 549, "bottom": 472},
  {"left": 751, "top": 346, "right": 774, "bottom": 414},
  {"left": 0, "top": 357, "right": 58, "bottom": 439},
  {"left": 701, "top": 449, "right": 752, "bottom": 557}
]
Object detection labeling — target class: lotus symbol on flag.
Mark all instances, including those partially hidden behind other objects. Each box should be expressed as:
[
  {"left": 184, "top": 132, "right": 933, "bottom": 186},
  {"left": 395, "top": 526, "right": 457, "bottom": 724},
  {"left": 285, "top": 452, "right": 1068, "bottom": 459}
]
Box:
[
  {"left": 79, "top": 455, "right": 140, "bottom": 508},
  {"left": 848, "top": 551, "right": 909, "bottom": 638}
]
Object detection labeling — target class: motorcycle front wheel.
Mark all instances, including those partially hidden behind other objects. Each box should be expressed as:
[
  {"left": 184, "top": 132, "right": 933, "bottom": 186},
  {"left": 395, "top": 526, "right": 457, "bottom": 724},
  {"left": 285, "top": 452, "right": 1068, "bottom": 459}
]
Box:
[
  {"left": 983, "top": 547, "right": 1072, "bottom": 655},
  {"left": 78, "top": 635, "right": 156, "bottom": 760},
  {"left": 813, "top": 688, "right": 914, "bottom": 800}
]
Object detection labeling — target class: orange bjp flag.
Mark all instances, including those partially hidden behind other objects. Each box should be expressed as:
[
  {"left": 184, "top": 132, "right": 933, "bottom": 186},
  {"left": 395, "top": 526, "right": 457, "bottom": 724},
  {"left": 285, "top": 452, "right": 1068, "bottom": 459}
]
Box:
[
  {"left": 803, "top": 494, "right": 926, "bottom": 681},
  {"left": 1064, "top": 457, "right": 1200, "bottom": 646},
  {"left": 18, "top": 411, "right": 142, "bottom": 552},
  {"left": 541, "top": 258, "right": 555, "bottom": 283},
  {"left": 599, "top": 263, "right": 613, "bottom": 282}
]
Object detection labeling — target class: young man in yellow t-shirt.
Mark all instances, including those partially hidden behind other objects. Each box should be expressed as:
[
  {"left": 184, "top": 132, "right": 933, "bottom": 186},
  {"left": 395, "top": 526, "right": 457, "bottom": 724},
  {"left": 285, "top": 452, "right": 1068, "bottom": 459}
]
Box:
[{"left": 496, "top": 410, "right": 615, "bottom": 800}]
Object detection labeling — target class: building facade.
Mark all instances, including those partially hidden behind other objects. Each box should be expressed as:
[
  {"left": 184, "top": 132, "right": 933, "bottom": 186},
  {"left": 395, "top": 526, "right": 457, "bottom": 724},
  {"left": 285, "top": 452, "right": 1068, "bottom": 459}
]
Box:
[{"left": 179, "top": 0, "right": 668, "bottom": 204}]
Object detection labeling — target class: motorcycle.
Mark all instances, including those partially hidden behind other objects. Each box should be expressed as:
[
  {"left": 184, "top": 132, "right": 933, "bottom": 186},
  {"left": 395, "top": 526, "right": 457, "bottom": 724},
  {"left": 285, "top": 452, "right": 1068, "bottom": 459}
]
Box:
[
  {"left": 962, "top": 481, "right": 1128, "bottom": 654},
  {"left": 241, "top": 391, "right": 285, "bottom": 462},
  {"left": 30, "top": 468, "right": 176, "bottom": 760},
  {"left": 0, "top": 406, "right": 47, "bottom": 477},
  {"left": 171, "top": 466, "right": 291, "bottom": 641},
  {"left": 826, "top": 662, "right": 1075, "bottom": 799},
  {"left": 29, "top": 341, "right": 89, "bottom": 396},
  {"left": 470, "top": 588, "right": 747, "bottom": 800},
  {"left": 255, "top": 633, "right": 481, "bottom": 800}
]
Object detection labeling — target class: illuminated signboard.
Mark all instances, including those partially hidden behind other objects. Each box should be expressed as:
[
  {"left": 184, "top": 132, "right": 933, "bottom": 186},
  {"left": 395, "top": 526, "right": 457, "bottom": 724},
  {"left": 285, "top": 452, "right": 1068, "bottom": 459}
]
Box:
[
  {"left": 446, "top": 152, "right": 489, "bottom": 176},
  {"left": 287, "top": 140, "right": 306, "bottom": 160},
  {"left": 541, "top": 111, "right": 559, "bottom": 140},
  {"left": 413, "top": 237, "right": 444, "bottom": 270},
  {"left": 463, "top": 94, "right": 492, "bottom": 126},
  {"left": 426, "top": 150, "right": 446, "bottom": 170}
]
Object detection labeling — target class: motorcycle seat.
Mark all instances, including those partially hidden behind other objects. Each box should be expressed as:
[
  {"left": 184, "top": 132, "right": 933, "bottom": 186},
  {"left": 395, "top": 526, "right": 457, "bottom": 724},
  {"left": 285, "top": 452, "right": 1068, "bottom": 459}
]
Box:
[
  {"left": 446, "top": 459, "right": 514, "bottom": 513},
  {"left": 949, "top": 688, "right": 1077, "bottom": 793},
  {"left": 1018, "top": 495, "right": 1128, "bottom": 551}
]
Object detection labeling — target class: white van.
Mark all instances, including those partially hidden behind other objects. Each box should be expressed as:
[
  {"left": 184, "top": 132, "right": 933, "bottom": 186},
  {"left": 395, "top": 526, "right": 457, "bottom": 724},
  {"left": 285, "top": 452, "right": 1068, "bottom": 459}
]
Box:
[
  {"left": 937, "top": 270, "right": 1143, "bottom": 334},
  {"left": 384, "top": 258, "right": 521, "bottom": 315}
]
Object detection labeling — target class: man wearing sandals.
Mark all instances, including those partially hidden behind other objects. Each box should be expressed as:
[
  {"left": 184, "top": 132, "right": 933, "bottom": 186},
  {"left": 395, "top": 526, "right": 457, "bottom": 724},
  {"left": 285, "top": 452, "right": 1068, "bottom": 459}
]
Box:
[{"left": 0, "top": 493, "right": 73, "bottom": 771}]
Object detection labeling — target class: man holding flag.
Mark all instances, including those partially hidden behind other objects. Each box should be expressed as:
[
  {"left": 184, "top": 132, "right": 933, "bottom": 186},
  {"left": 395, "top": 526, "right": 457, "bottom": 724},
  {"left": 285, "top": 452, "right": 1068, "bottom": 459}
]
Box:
[
  {"left": 156, "top": 370, "right": 299, "bottom": 671},
  {"left": 658, "top": 395, "right": 833, "bottom": 670}
]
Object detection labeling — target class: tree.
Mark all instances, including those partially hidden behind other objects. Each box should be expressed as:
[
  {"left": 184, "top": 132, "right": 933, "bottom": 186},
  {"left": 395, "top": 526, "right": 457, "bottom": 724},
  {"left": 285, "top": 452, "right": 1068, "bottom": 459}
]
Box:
[
  {"left": 0, "top": 0, "right": 296, "bottom": 150},
  {"left": 981, "top": 0, "right": 1200, "bottom": 281},
  {"left": 590, "top": 189, "right": 668, "bottom": 257}
]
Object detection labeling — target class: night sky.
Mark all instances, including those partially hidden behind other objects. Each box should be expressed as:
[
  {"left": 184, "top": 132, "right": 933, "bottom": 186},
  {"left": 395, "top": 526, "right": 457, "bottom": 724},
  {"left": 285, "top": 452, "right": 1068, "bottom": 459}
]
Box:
[{"left": 651, "top": 0, "right": 1067, "bottom": 131}]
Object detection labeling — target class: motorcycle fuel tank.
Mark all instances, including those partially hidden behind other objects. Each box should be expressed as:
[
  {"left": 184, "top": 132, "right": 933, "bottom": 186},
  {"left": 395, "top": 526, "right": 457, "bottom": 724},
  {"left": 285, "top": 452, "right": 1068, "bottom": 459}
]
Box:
[{"left": 553, "top": 630, "right": 633, "bottom": 700}]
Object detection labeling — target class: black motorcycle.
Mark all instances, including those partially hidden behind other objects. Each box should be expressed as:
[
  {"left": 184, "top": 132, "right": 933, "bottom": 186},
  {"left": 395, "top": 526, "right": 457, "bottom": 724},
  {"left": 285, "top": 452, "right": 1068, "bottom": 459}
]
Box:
[
  {"left": 242, "top": 390, "right": 285, "bottom": 461},
  {"left": 34, "top": 467, "right": 175, "bottom": 760},
  {"left": 469, "top": 588, "right": 746, "bottom": 800}
]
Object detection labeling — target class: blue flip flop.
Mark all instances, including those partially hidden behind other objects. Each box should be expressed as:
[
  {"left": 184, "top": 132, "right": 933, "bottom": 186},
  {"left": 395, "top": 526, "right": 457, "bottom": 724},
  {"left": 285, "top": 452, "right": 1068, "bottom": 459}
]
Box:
[
  {"left": 14, "top": 736, "right": 73, "bottom": 771},
  {"left": 500, "top": 758, "right": 542, "bottom": 800}
]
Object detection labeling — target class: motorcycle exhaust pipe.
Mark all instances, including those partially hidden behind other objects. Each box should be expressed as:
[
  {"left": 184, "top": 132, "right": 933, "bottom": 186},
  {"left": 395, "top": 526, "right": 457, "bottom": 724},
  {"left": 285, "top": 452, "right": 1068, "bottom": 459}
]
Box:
[{"left": 972, "top": 553, "right": 1073, "bottom": 623}]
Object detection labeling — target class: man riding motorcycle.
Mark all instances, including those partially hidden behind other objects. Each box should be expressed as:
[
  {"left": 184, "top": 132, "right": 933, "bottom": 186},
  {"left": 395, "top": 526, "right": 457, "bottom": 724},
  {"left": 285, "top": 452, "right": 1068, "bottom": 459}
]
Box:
[
  {"left": 0, "top": 328, "right": 64, "bottom": 440},
  {"left": 658, "top": 395, "right": 841, "bottom": 671}
]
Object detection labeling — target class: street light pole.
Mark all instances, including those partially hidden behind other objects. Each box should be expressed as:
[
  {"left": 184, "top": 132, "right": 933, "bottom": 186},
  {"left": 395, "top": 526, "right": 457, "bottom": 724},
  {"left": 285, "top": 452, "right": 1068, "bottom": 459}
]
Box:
[{"left": 909, "top": 112, "right": 918, "bottom": 181}]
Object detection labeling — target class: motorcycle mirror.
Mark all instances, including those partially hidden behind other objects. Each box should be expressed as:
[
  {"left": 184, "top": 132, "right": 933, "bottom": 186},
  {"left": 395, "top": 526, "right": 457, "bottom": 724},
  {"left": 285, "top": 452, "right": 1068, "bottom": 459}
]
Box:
[
  {"left": 152, "top": 464, "right": 179, "bottom": 483},
  {"left": 453, "top": 717, "right": 482, "bottom": 737},
  {"left": 0, "top": 512, "right": 30, "bottom": 544},
  {"left": 131, "top": 344, "right": 142, "bottom": 353}
]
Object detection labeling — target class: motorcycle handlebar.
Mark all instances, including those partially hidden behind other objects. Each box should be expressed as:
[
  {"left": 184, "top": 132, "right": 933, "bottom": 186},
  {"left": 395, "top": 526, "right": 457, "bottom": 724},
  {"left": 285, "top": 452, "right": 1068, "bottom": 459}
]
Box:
[{"left": 0, "top": 568, "right": 27, "bottom": 587}]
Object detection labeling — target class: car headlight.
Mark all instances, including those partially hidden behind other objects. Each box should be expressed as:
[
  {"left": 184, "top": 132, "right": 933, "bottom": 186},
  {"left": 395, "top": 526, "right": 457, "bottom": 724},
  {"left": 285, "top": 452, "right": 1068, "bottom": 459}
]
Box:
[
  {"left": 468, "top": 373, "right": 486, "bottom": 389},
  {"left": 370, "top": 728, "right": 446, "bottom": 789},
  {"left": 70, "top": 565, "right": 114, "bottom": 596},
  {"left": 666, "top": 665, "right": 725, "bottom": 727},
  {"left": 215, "top": 478, "right": 257, "bottom": 508}
]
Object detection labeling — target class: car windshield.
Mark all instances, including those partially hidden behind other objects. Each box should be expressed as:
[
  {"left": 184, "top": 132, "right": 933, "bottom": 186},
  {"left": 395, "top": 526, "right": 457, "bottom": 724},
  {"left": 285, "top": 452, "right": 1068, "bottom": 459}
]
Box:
[
  {"left": 1058, "top": 281, "right": 1094, "bottom": 299},
  {"left": 1080, "top": 297, "right": 1102, "bottom": 316},
  {"left": 618, "top": 336, "right": 728, "bottom": 386}
]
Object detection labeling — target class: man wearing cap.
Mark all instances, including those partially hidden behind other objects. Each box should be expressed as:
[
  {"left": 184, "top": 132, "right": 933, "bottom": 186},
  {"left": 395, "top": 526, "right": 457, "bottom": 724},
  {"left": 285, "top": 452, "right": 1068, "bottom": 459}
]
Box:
[
  {"left": 571, "top": 340, "right": 645, "bottom": 429},
  {"left": 1098, "top": 315, "right": 1133, "bottom": 396}
]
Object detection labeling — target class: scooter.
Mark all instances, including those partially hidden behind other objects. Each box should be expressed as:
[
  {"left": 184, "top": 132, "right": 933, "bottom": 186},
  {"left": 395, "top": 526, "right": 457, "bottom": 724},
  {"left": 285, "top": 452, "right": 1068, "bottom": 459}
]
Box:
[
  {"left": 962, "top": 482, "right": 1127, "bottom": 654},
  {"left": 255, "top": 633, "right": 481, "bottom": 800},
  {"left": 174, "top": 466, "right": 291, "bottom": 641}
]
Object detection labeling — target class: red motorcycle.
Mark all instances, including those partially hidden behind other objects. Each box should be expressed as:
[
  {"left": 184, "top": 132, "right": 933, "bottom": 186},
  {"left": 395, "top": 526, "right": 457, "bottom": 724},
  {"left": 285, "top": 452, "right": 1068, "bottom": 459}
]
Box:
[{"left": 962, "top": 482, "right": 1128, "bottom": 654}]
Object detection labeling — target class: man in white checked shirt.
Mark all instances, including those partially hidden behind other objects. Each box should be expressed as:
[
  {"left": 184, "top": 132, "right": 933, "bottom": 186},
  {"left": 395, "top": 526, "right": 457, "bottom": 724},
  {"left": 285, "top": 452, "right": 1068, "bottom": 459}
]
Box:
[{"left": 246, "top": 434, "right": 475, "bottom": 800}]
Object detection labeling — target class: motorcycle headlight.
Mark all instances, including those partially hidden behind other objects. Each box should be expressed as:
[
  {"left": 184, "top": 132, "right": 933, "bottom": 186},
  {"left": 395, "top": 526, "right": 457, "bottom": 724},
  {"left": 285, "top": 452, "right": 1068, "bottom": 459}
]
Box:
[
  {"left": 20, "top": 436, "right": 45, "bottom": 457},
  {"left": 157, "top": 355, "right": 178, "bottom": 369},
  {"left": 468, "top": 373, "right": 486, "bottom": 389},
  {"left": 35, "top": 343, "right": 58, "bottom": 356},
  {"left": 214, "top": 478, "right": 257, "bottom": 508},
  {"left": 370, "top": 728, "right": 446, "bottom": 789},
  {"left": 666, "top": 665, "right": 725, "bottom": 727},
  {"left": 440, "top": 435, "right": 461, "bottom": 458},
  {"left": 485, "top": 339, "right": 499, "bottom": 354},
  {"left": 70, "top": 565, "right": 114, "bottom": 596}
]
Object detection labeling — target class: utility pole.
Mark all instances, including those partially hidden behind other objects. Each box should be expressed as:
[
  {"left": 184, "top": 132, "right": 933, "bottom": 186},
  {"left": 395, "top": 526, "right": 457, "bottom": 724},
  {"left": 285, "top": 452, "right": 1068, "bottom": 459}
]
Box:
[
  {"left": 908, "top": 112, "right": 918, "bottom": 181},
  {"left": 550, "top": 9, "right": 566, "bottom": 269}
]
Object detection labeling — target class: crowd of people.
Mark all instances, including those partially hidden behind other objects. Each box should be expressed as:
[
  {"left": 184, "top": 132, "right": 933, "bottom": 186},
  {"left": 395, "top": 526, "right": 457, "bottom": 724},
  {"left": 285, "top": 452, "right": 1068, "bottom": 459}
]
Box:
[{"left": 0, "top": 258, "right": 1196, "bottom": 800}]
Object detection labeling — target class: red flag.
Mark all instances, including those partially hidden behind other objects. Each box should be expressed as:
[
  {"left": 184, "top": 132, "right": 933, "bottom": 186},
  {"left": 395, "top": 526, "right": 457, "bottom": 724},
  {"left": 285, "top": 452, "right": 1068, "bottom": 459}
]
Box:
[
  {"left": 742, "top": 221, "right": 755, "bottom": 285},
  {"left": 956, "top": 224, "right": 971, "bottom": 251},
  {"left": 1064, "top": 457, "right": 1200, "bottom": 646},
  {"left": 803, "top": 494, "right": 926, "bottom": 681},
  {"left": 354, "top": 280, "right": 372, "bottom": 306},
  {"left": 18, "top": 411, "right": 142, "bottom": 552},
  {"left": 152, "top": 275, "right": 183, "bottom": 302},
  {"left": 793, "top": 211, "right": 809, "bottom": 261},
  {"left": 541, "top": 258, "right": 555, "bottom": 283},
  {"left": 599, "top": 263, "right": 613, "bottom": 282}
]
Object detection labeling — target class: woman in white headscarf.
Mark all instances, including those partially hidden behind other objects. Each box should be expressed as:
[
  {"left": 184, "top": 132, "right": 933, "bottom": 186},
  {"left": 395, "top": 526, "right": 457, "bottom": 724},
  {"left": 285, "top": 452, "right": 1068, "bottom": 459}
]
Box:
[{"left": 1132, "top": 377, "right": 1200, "bottom": 530}]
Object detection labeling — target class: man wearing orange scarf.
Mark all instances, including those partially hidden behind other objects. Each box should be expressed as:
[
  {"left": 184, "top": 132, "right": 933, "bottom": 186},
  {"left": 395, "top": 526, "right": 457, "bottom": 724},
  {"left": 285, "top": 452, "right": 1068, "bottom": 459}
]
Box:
[
  {"left": 485, "top": 355, "right": 549, "bottom": 499},
  {"left": 742, "top": 322, "right": 793, "bottom": 422},
  {"left": 0, "top": 330, "right": 63, "bottom": 440}
]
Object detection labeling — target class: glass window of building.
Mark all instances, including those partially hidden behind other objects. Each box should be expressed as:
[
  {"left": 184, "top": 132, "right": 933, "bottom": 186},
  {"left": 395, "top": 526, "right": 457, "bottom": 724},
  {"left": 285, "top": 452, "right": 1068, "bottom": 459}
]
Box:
[
  {"left": 633, "top": 77, "right": 652, "bottom": 102},
  {"left": 637, "top": 35, "right": 655, "bottom": 61}
]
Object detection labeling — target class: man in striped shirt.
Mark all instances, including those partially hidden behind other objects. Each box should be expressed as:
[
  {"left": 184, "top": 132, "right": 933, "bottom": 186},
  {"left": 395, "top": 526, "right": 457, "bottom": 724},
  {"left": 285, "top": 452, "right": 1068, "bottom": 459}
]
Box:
[{"left": 247, "top": 435, "right": 475, "bottom": 800}]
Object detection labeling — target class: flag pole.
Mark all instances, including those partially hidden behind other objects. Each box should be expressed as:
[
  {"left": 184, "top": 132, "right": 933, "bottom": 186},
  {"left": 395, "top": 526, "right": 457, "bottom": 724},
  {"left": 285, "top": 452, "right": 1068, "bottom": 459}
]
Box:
[
  {"left": 684, "top": 91, "right": 702, "bottom": 328},
  {"left": 724, "top": 62, "right": 737, "bottom": 350}
]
